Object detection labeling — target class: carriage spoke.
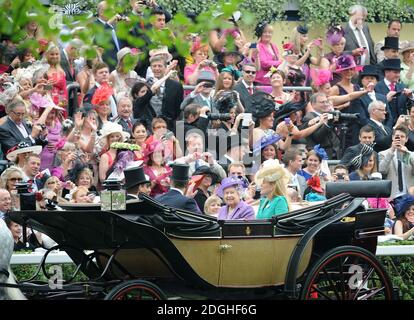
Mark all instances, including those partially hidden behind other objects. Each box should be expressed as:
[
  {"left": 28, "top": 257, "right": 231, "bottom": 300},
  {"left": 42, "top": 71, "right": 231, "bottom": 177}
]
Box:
[
  {"left": 322, "top": 267, "right": 341, "bottom": 300},
  {"left": 352, "top": 267, "right": 375, "bottom": 300},
  {"left": 356, "top": 287, "right": 385, "bottom": 300},
  {"left": 309, "top": 285, "right": 334, "bottom": 300}
]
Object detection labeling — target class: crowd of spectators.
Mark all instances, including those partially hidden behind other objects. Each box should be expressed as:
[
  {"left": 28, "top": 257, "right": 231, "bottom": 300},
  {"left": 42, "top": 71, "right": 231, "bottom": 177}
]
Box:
[{"left": 2, "top": 1, "right": 414, "bottom": 250}]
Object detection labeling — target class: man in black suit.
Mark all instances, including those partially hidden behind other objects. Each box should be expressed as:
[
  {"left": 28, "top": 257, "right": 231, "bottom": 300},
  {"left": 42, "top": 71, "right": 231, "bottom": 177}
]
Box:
[
  {"left": 348, "top": 65, "right": 393, "bottom": 145},
  {"left": 374, "top": 58, "right": 413, "bottom": 124},
  {"left": 0, "top": 101, "right": 46, "bottom": 155},
  {"left": 155, "top": 163, "right": 200, "bottom": 213},
  {"left": 94, "top": 1, "right": 126, "bottom": 71},
  {"left": 60, "top": 39, "right": 82, "bottom": 83},
  {"left": 149, "top": 55, "right": 183, "bottom": 131},
  {"left": 366, "top": 100, "right": 392, "bottom": 152},
  {"left": 124, "top": 166, "right": 151, "bottom": 200},
  {"left": 342, "top": 4, "right": 376, "bottom": 65},
  {"left": 374, "top": 37, "right": 400, "bottom": 81},
  {"left": 113, "top": 96, "right": 135, "bottom": 135},
  {"left": 233, "top": 63, "right": 257, "bottom": 113}
]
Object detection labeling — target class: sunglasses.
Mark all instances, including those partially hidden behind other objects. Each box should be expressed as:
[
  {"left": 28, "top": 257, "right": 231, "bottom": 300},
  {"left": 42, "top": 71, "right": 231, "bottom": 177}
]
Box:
[{"left": 244, "top": 70, "right": 256, "bottom": 74}]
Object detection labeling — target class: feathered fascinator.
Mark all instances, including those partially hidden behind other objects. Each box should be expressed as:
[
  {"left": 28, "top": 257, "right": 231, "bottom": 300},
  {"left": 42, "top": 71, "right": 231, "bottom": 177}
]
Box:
[
  {"left": 348, "top": 143, "right": 374, "bottom": 170},
  {"left": 0, "top": 81, "right": 20, "bottom": 106},
  {"left": 310, "top": 68, "right": 333, "bottom": 86},
  {"left": 305, "top": 192, "right": 327, "bottom": 202},
  {"left": 112, "top": 150, "right": 135, "bottom": 176},
  {"left": 29, "top": 92, "right": 64, "bottom": 111},
  {"left": 326, "top": 25, "right": 345, "bottom": 46},
  {"left": 313, "top": 144, "right": 328, "bottom": 160},
  {"left": 394, "top": 194, "right": 414, "bottom": 218},
  {"left": 255, "top": 162, "right": 289, "bottom": 186},
  {"left": 307, "top": 175, "right": 324, "bottom": 193},
  {"left": 14, "top": 61, "right": 50, "bottom": 82},
  {"left": 91, "top": 83, "right": 113, "bottom": 105},
  {"left": 190, "top": 38, "right": 208, "bottom": 54}
]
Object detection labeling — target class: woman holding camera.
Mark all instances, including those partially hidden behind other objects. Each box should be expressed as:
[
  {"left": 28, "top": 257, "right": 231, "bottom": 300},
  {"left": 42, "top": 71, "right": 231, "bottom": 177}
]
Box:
[{"left": 184, "top": 41, "right": 219, "bottom": 85}]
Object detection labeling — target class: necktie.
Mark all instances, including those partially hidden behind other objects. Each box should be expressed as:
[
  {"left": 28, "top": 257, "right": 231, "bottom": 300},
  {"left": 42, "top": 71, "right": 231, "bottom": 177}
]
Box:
[
  {"left": 109, "top": 24, "right": 120, "bottom": 52},
  {"left": 389, "top": 82, "right": 396, "bottom": 92},
  {"left": 195, "top": 160, "right": 202, "bottom": 170},
  {"left": 248, "top": 87, "right": 253, "bottom": 95},
  {"left": 398, "top": 159, "right": 404, "bottom": 192},
  {"left": 380, "top": 124, "right": 388, "bottom": 135},
  {"left": 127, "top": 119, "right": 132, "bottom": 130},
  {"left": 355, "top": 27, "right": 369, "bottom": 65}
]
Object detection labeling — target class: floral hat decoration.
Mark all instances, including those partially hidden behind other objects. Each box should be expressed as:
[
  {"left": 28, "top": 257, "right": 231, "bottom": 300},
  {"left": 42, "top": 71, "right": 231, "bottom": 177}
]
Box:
[
  {"left": 334, "top": 54, "right": 363, "bottom": 73},
  {"left": 91, "top": 83, "right": 113, "bottom": 105}
]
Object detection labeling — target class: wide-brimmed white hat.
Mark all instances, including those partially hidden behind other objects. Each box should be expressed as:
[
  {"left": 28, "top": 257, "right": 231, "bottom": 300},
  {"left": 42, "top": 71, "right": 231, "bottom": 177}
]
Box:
[
  {"left": 99, "top": 122, "right": 130, "bottom": 144},
  {"left": 6, "top": 142, "right": 42, "bottom": 162}
]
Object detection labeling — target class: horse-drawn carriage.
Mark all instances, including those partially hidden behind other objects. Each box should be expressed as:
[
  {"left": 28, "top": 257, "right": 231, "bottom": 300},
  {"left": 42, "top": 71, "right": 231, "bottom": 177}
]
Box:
[{"left": 2, "top": 180, "right": 396, "bottom": 300}]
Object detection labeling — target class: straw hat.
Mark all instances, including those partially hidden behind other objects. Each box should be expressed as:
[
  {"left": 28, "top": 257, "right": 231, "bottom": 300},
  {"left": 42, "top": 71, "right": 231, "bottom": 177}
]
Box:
[
  {"left": 149, "top": 46, "right": 173, "bottom": 62},
  {"left": 6, "top": 142, "right": 42, "bottom": 162},
  {"left": 99, "top": 122, "right": 130, "bottom": 144},
  {"left": 401, "top": 41, "right": 414, "bottom": 54}
]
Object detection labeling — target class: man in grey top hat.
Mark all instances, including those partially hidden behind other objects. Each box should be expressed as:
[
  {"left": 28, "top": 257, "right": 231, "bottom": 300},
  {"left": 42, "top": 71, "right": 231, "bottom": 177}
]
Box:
[{"left": 180, "top": 71, "right": 216, "bottom": 111}]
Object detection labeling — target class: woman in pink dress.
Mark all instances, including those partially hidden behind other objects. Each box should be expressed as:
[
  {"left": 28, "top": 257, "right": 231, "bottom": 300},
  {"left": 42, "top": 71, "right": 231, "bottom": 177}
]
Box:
[
  {"left": 143, "top": 140, "right": 172, "bottom": 198},
  {"left": 44, "top": 44, "right": 67, "bottom": 109},
  {"left": 184, "top": 40, "right": 218, "bottom": 85},
  {"left": 253, "top": 22, "right": 282, "bottom": 85}
]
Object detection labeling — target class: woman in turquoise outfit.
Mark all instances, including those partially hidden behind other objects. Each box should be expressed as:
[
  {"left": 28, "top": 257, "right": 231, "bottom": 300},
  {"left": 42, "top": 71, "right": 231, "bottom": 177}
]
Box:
[{"left": 255, "top": 160, "right": 290, "bottom": 219}]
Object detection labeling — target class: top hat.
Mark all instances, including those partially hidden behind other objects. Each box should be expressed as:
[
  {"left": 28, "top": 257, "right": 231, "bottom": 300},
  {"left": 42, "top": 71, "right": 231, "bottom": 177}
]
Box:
[
  {"left": 171, "top": 163, "right": 190, "bottom": 182},
  {"left": 196, "top": 71, "right": 216, "bottom": 85},
  {"left": 382, "top": 58, "right": 403, "bottom": 71},
  {"left": 381, "top": 37, "right": 400, "bottom": 51},
  {"left": 359, "top": 65, "right": 380, "bottom": 80},
  {"left": 124, "top": 166, "right": 150, "bottom": 190}
]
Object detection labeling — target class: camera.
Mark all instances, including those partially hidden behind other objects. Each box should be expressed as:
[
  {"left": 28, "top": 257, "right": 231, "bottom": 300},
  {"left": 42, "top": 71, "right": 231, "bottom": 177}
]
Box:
[
  {"left": 207, "top": 112, "right": 232, "bottom": 121},
  {"left": 328, "top": 111, "right": 359, "bottom": 121},
  {"left": 336, "top": 173, "right": 344, "bottom": 180},
  {"left": 213, "top": 91, "right": 238, "bottom": 113}
]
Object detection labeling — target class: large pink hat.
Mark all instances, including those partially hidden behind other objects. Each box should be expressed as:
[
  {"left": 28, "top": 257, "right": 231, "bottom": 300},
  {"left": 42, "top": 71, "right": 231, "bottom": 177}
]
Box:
[{"left": 334, "top": 55, "right": 363, "bottom": 73}]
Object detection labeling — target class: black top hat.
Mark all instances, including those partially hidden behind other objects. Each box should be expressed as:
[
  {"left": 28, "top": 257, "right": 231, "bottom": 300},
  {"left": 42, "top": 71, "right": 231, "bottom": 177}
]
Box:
[
  {"left": 381, "top": 37, "right": 400, "bottom": 51},
  {"left": 171, "top": 163, "right": 190, "bottom": 182},
  {"left": 193, "top": 166, "right": 220, "bottom": 184},
  {"left": 251, "top": 91, "right": 275, "bottom": 119},
  {"left": 382, "top": 58, "right": 403, "bottom": 71},
  {"left": 124, "top": 166, "right": 150, "bottom": 190},
  {"left": 359, "top": 65, "right": 380, "bottom": 80}
]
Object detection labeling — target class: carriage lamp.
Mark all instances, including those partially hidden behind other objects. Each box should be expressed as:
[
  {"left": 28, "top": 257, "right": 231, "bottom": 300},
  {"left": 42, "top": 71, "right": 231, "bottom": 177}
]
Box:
[
  {"left": 101, "top": 179, "right": 126, "bottom": 211},
  {"left": 15, "top": 182, "right": 36, "bottom": 211}
]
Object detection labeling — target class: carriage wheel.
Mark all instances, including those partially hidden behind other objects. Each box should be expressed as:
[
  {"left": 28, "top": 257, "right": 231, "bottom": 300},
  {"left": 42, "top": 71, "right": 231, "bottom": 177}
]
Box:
[
  {"left": 104, "top": 280, "right": 167, "bottom": 300},
  {"left": 300, "top": 246, "right": 393, "bottom": 300}
]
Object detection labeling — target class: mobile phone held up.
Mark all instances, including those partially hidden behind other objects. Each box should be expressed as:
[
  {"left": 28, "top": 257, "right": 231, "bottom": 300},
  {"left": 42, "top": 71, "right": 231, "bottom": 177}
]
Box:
[
  {"left": 242, "top": 113, "right": 252, "bottom": 127},
  {"left": 249, "top": 43, "right": 257, "bottom": 49},
  {"left": 284, "top": 117, "right": 291, "bottom": 125}
]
